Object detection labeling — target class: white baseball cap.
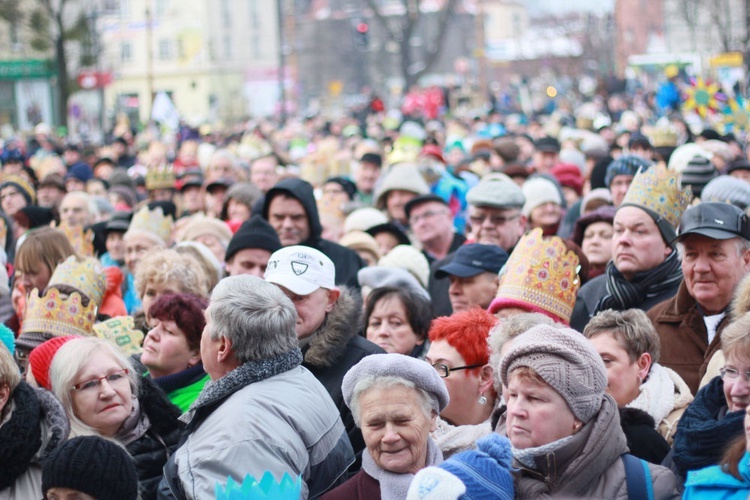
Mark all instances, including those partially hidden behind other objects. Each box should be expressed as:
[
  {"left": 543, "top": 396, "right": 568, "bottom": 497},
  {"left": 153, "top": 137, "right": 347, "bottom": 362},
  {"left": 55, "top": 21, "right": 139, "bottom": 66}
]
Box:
[{"left": 264, "top": 245, "right": 336, "bottom": 295}]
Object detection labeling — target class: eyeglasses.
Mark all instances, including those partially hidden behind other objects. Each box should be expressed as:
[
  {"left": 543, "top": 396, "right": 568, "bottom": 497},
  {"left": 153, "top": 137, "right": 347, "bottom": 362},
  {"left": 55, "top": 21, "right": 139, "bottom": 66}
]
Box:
[
  {"left": 71, "top": 369, "right": 130, "bottom": 392},
  {"left": 468, "top": 213, "right": 520, "bottom": 226},
  {"left": 410, "top": 209, "right": 449, "bottom": 224},
  {"left": 432, "top": 363, "right": 483, "bottom": 378},
  {"left": 720, "top": 367, "right": 750, "bottom": 382}
]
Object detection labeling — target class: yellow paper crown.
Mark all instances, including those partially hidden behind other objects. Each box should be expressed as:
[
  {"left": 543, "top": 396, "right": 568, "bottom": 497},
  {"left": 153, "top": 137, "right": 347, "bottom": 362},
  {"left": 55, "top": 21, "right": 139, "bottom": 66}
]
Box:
[
  {"left": 490, "top": 228, "right": 580, "bottom": 324},
  {"left": 646, "top": 125, "right": 678, "bottom": 148},
  {"left": 58, "top": 222, "right": 94, "bottom": 257},
  {"left": 621, "top": 164, "right": 692, "bottom": 230},
  {"left": 47, "top": 256, "right": 107, "bottom": 308},
  {"left": 22, "top": 287, "right": 97, "bottom": 337},
  {"left": 93, "top": 316, "right": 144, "bottom": 356},
  {"left": 145, "top": 166, "right": 176, "bottom": 190},
  {"left": 128, "top": 205, "right": 173, "bottom": 244}
]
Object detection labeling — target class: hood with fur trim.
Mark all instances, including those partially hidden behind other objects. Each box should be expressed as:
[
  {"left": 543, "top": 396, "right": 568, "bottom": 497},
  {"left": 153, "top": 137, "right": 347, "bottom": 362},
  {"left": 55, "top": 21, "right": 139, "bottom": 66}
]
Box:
[
  {"left": 731, "top": 271, "right": 750, "bottom": 319},
  {"left": 304, "top": 287, "right": 362, "bottom": 368}
]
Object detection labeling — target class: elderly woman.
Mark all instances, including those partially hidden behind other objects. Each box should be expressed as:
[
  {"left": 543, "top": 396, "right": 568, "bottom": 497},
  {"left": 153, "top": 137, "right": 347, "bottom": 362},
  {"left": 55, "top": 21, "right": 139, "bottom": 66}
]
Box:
[
  {"left": 49, "top": 337, "right": 181, "bottom": 499},
  {"left": 364, "top": 286, "right": 432, "bottom": 357},
  {"left": 584, "top": 309, "right": 693, "bottom": 445},
  {"left": 0, "top": 344, "right": 69, "bottom": 498},
  {"left": 671, "top": 312, "right": 750, "bottom": 480},
  {"left": 498, "top": 324, "right": 678, "bottom": 497},
  {"left": 322, "top": 353, "right": 449, "bottom": 499},
  {"left": 135, "top": 293, "right": 210, "bottom": 412},
  {"left": 425, "top": 308, "right": 498, "bottom": 458}
]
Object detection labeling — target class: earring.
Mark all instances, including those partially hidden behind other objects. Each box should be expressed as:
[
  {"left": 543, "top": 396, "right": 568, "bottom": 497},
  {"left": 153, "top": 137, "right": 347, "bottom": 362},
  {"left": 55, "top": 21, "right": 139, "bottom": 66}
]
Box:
[{"left": 478, "top": 395, "right": 487, "bottom": 406}]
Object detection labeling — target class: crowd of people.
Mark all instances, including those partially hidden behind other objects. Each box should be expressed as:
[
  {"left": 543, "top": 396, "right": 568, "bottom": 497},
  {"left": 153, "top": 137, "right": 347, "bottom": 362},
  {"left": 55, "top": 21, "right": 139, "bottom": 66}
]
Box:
[{"left": 1, "top": 96, "right": 750, "bottom": 499}]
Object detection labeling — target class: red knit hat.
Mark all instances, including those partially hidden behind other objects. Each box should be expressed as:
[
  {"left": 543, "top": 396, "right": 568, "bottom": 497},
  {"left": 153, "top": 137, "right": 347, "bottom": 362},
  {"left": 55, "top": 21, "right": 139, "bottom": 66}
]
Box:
[
  {"left": 29, "top": 336, "right": 78, "bottom": 390},
  {"left": 551, "top": 163, "right": 584, "bottom": 196}
]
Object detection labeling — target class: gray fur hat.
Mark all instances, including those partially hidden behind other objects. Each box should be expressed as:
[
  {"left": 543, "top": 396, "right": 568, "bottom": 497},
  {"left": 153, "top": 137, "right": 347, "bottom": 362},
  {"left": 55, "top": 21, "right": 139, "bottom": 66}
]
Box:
[
  {"left": 500, "top": 324, "right": 607, "bottom": 423},
  {"left": 342, "top": 353, "right": 449, "bottom": 415}
]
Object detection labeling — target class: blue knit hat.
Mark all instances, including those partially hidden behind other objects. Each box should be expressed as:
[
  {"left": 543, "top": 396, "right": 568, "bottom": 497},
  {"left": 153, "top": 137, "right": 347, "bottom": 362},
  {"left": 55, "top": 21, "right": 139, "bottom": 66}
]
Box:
[
  {"left": 0, "top": 323, "right": 14, "bottom": 355},
  {"left": 605, "top": 155, "right": 652, "bottom": 187}
]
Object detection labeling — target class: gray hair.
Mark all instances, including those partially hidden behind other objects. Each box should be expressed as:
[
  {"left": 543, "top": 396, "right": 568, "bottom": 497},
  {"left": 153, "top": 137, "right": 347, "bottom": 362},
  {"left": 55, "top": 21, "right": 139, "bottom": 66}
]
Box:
[
  {"left": 207, "top": 276, "right": 299, "bottom": 363},
  {"left": 349, "top": 375, "right": 433, "bottom": 427},
  {"left": 50, "top": 337, "right": 139, "bottom": 438},
  {"left": 0, "top": 344, "right": 20, "bottom": 392},
  {"left": 488, "top": 313, "right": 558, "bottom": 393},
  {"left": 209, "top": 149, "right": 238, "bottom": 171},
  {"left": 583, "top": 309, "right": 661, "bottom": 364},
  {"left": 61, "top": 191, "right": 99, "bottom": 223}
]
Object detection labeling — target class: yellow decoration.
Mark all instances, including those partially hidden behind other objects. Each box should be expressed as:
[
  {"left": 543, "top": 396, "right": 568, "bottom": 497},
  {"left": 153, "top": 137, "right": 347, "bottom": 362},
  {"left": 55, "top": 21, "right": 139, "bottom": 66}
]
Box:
[
  {"left": 621, "top": 164, "right": 692, "bottom": 231},
  {"left": 145, "top": 166, "right": 176, "bottom": 190},
  {"left": 722, "top": 97, "right": 750, "bottom": 133},
  {"left": 682, "top": 77, "right": 722, "bottom": 119},
  {"left": 58, "top": 222, "right": 94, "bottom": 257},
  {"left": 47, "top": 256, "right": 107, "bottom": 308},
  {"left": 490, "top": 228, "right": 580, "bottom": 324},
  {"left": 22, "top": 287, "right": 97, "bottom": 338},
  {"left": 93, "top": 316, "right": 144, "bottom": 356},
  {"left": 128, "top": 205, "right": 173, "bottom": 244}
]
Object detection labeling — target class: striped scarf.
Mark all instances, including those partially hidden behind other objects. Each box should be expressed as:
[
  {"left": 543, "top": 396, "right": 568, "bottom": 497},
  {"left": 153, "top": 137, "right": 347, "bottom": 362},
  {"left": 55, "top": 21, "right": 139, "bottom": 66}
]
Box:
[{"left": 596, "top": 249, "right": 682, "bottom": 312}]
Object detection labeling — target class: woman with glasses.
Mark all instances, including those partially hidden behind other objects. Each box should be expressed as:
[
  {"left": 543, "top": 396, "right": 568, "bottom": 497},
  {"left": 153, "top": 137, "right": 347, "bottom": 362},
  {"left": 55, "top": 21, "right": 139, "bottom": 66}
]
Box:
[
  {"left": 49, "top": 337, "right": 181, "bottom": 499},
  {"left": 670, "top": 312, "right": 750, "bottom": 482},
  {"left": 424, "top": 308, "right": 497, "bottom": 458}
]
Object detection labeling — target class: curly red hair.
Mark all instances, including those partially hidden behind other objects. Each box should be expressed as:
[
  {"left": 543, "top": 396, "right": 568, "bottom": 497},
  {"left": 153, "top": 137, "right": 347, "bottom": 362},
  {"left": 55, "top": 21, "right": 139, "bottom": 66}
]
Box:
[{"left": 428, "top": 308, "right": 497, "bottom": 375}]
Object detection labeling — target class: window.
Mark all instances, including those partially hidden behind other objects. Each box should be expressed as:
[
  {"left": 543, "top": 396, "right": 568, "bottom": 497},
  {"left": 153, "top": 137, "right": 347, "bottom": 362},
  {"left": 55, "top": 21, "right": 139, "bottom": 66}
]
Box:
[
  {"left": 121, "top": 41, "right": 133, "bottom": 63},
  {"left": 158, "top": 39, "right": 172, "bottom": 60},
  {"left": 155, "top": 0, "right": 168, "bottom": 17}
]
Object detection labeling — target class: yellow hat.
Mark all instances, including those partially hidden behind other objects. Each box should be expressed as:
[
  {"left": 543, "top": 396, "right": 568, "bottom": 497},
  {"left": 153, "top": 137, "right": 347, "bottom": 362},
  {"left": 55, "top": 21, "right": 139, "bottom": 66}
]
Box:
[
  {"left": 47, "top": 256, "right": 107, "bottom": 308},
  {"left": 93, "top": 316, "right": 144, "bottom": 356},
  {"left": 22, "top": 287, "right": 97, "bottom": 338},
  {"left": 127, "top": 205, "right": 173, "bottom": 245}
]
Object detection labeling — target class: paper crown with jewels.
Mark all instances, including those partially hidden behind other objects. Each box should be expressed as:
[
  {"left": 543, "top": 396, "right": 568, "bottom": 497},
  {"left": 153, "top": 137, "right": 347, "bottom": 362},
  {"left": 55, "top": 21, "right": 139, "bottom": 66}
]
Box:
[
  {"left": 488, "top": 228, "right": 580, "bottom": 325},
  {"left": 47, "top": 256, "right": 107, "bottom": 308},
  {"left": 22, "top": 287, "right": 97, "bottom": 338},
  {"left": 93, "top": 316, "right": 144, "bottom": 356},
  {"left": 646, "top": 124, "right": 678, "bottom": 148},
  {"left": 128, "top": 205, "right": 173, "bottom": 244},
  {"left": 215, "top": 472, "right": 302, "bottom": 500},
  {"left": 57, "top": 221, "right": 94, "bottom": 257},
  {"left": 145, "top": 165, "right": 176, "bottom": 190},
  {"left": 620, "top": 164, "right": 692, "bottom": 240}
]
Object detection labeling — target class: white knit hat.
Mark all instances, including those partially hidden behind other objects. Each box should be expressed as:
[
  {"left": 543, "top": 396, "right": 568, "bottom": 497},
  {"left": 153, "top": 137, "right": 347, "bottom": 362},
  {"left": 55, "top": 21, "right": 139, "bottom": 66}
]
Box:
[
  {"left": 344, "top": 207, "right": 389, "bottom": 233},
  {"left": 521, "top": 176, "right": 562, "bottom": 217},
  {"left": 378, "top": 244, "right": 430, "bottom": 289}
]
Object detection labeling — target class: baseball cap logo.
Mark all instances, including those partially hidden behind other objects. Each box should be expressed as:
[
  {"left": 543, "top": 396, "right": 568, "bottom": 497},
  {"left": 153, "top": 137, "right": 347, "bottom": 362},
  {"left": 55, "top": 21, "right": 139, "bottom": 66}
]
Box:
[{"left": 291, "top": 261, "right": 309, "bottom": 275}]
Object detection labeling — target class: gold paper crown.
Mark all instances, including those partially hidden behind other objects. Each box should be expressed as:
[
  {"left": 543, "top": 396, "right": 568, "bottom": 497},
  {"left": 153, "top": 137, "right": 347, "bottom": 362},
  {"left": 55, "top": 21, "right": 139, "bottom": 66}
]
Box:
[
  {"left": 93, "top": 316, "right": 144, "bottom": 356},
  {"left": 128, "top": 205, "right": 173, "bottom": 244},
  {"left": 47, "top": 256, "right": 107, "bottom": 308},
  {"left": 58, "top": 221, "right": 94, "bottom": 257},
  {"left": 646, "top": 125, "right": 678, "bottom": 148},
  {"left": 621, "top": 164, "right": 692, "bottom": 230},
  {"left": 489, "top": 228, "right": 580, "bottom": 324},
  {"left": 145, "top": 166, "right": 176, "bottom": 190},
  {"left": 22, "top": 287, "right": 97, "bottom": 337}
]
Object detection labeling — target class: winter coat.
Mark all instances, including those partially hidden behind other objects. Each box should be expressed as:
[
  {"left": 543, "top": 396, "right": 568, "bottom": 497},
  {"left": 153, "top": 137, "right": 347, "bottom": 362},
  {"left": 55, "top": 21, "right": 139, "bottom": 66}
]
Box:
[
  {"left": 124, "top": 377, "right": 182, "bottom": 500},
  {"left": 131, "top": 355, "right": 210, "bottom": 414},
  {"left": 619, "top": 407, "right": 671, "bottom": 465},
  {"left": 301, "top": 287, "right": 384, "bottom": 461},
  {"left": 320, "top": 470, "right": 381, "bottom": 500},
  {"left": 428, "top": 252, "right": 455, "bottom": 318},
  {"left": 262, "top": 178, "right": 365, "bottom": 289},
  {"left": 683, "top": 451, "right": 750, "bottom": 499},
  {"left": 158, "top": 351, "right": 354, "bottom": 500},
  {"left": 505, "top": 395, "right": 679, "bottom": 499},
  {"left": 0, "top": 383, "right": 69, "bottom": 500},
  {"left": 647, "top": 280, "right": 728, "bottom": 394}
]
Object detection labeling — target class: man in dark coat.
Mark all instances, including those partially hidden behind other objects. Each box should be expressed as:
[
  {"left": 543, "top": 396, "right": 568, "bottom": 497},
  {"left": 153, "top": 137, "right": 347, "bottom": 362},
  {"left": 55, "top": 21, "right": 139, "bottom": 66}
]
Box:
[{"left": 263, "top": 178, "right": 364, "bottom": 289}]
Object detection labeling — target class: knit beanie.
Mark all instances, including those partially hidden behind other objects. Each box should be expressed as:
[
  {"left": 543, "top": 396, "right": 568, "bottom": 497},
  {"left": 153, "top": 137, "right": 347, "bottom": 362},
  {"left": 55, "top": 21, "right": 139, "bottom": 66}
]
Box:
[
  {"left": 0, "top": 174, "right": 36, "bottom": 204},
  {"left": 13, "top": 206, "right": 55, "bottom": 230},
  {"left": 580, "top": 187, "right": 612, "bottom": 214},
  {"left": 701, "top": 175, "right": 750, "bottom": 210},
  {"left": 0, "top": 324, "right": 14, "bottom": 355},
  {"left": 378, "top": 244, "right": 430, "bottom": 289},
  {"left": 225, "top": 214, "right": 282, "bottom": 262},
  {"left": 604, "top": 155, "right": 652, "bottom": 187},
  {"left": 225, "top": 182, "right": 263, "bottom": 209},
  {"left": 551, "top": 163, "right": 584, "bottom": 196},
  {"left": 29, "top": 336, "right": 78, "bottom": 390},
  {"left": 181, "top": 215, "right": 232, "bottom": 245},
  {"left": 521, "top": 176, "right": 562, "bottom": 217},
  {"left": 65, "top": 162, "right": 94, "bottom": 183},
  {"left": 42, "top": 435, "right": 138, "bottom": 500},
  {"left": 325, "top": 176, "right": 358, "bottom": 200},
  {"left": 344, "top": 207, "right": 388, "bottom": 233},
  {"left": 679, "top": 156, "right": 718, "bottom": 197},
  {"left": 339, "top": 230, "right": 381, "bottom": 263},
  {"left": 414, "top": 434, "right": 515, "bottom": 500},
  {"left": 667, "top": 143, "right": 711, "bottom": 173},
  {"left": 500, "top": 324, "right": 607, "bottom": 423}
]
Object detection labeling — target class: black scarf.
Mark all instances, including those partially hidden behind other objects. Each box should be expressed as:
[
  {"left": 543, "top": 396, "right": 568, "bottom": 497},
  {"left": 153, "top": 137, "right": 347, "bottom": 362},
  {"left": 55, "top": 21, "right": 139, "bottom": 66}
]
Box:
[
  {"left": 0, "top": 382, "right": 42, "bottom": 489},
  {"left": 596, "top": 249, "right": 682, "bottom": 312},
  {"left": 672, "top": 376, "right": 745, "bottom": 476}
]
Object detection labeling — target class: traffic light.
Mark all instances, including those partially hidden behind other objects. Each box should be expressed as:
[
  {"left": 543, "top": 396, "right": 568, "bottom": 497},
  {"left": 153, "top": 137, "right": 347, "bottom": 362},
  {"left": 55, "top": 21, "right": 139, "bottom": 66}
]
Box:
[{"left": 354, "top": 22, "right": 369, "bottom": 51}]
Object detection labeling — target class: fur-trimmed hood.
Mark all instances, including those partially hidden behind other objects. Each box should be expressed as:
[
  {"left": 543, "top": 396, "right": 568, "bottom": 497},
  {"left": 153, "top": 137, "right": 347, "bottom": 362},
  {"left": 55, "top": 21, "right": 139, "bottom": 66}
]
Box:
[
  {"left": 304, "top": 287, "right": 362, "bottom": 368},
  {"left": 731, "top": 272, "right": 750, "bottom": 318}
]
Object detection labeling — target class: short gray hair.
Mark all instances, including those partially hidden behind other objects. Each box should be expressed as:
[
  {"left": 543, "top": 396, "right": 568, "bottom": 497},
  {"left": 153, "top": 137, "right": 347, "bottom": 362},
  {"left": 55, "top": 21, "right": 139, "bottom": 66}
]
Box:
[
  {"left": 349, "top": 375, "right": 433, "bottom": 427},
  {"left": 207, "top": 276, "right": 299, "bottom": 363},
  {"left": 583, "top": 309, "right": 661, "bottom": 364}
]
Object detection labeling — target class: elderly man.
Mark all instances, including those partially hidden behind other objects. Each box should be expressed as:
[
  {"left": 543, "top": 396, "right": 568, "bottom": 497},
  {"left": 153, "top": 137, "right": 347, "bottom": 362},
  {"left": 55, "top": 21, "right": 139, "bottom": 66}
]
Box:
[
  {"left": 428, "top": 174, "right": 525, "bottom": 316},
  {"left": 405, "top": 194, "right": 465, "bottom": 264},
  {"left": 571, "top": 165, "right": 691, "bottom": 332},
  {"left": 435, "top": 243, "right": 508, "bottom": 313},
  {"left": 648, "top": 202, "right": 750, "bottom": 393},
  {"left": 262, "top": 178, "right": 364, "bottom": 288},
  {"left": 264, "top": 245, "right": 383, "bottom": 463},
  {"left": 59, "top": 191, "right": 98, "bottom": 229},
  {"left": 159, "top": 275, "right": 353, "bottom": 499}
]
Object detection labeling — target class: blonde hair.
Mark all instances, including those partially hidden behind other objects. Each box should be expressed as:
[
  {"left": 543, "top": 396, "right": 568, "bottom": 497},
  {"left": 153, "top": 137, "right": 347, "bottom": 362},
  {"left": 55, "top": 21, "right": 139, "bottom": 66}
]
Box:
[
  {"left": 49, "top": 337, "right": 139, "bottom": 438},
  {"left": 15, "top": 227, "right": 76, "bottom": 281},
  {"left": 134, "top": 248, "right": 208, "bottom": 300},
  {"left": 721, "top": 312, "right": 750, "bottom": 362},
  {"left": 0, "top": 344, "right": 20, "bottom": 392}
]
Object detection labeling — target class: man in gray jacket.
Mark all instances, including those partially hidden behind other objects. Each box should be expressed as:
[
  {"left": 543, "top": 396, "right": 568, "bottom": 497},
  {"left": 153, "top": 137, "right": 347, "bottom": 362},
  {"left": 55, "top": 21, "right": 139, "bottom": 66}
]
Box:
[{"left": 158, "top": 276, "right": 354, "bottom": 499}]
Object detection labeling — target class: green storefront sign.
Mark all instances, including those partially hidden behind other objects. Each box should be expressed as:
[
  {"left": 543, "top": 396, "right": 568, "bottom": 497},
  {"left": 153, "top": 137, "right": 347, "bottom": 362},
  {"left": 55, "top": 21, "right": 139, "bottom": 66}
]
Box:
[{"left": 0, "top": 59, "right": 56, "bottom": 80}]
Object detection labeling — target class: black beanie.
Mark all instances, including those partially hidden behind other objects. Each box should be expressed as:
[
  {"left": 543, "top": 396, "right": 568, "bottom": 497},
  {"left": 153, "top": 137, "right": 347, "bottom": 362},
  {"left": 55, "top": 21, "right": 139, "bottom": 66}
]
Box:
[
  {"left": 42, "top": 435, "right": 138, "bottom": 500},
  {"left": 225, "top": 214, "right": 282, "bottom": 262}
]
